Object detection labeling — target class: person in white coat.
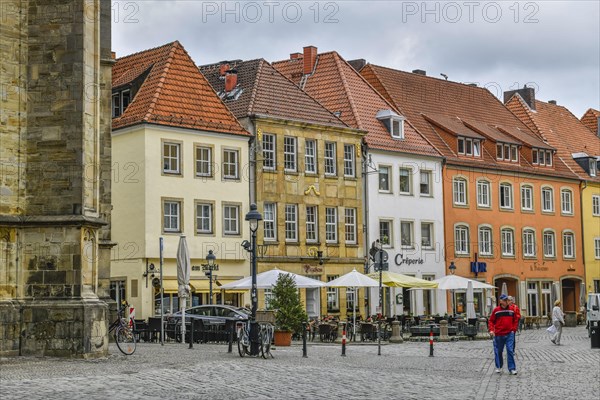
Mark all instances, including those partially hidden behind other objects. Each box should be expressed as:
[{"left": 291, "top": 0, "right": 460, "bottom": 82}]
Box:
[{"left": 551, "top": 300, "right": 565, "bottom": 345}]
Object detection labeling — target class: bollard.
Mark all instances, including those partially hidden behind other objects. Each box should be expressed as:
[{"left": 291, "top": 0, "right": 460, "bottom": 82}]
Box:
[
  {"left": 429, "top": 323, "right": 434, "bottom": 357},
  {"left": 302, "top": 321, "right": 308, "bottom": 358},
  {"left": 341, "top": 322, "right": 347, "bottom": 357},
  {"left": 228, "top": 326, "right": 233, "bottom": 353},
  {"left": 389, "top": 320, "right": 403, "bottom": 343},
  {"left": 189, "top": 319, "right": 194, "bottom": 349},
  {"left": 438, "top": 320, "right": 450, "bottom": 342}
]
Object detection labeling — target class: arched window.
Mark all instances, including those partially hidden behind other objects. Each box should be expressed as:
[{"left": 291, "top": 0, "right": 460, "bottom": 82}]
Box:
[
  {"left": 541, "top": 186, "right": 554, "bottom": 212},
  {"left": 562, "top": 231, "right": 575, "bottom": 259},
  {"left": 561, "top": 189, "right": 573, "bottom": 215},
  {"left": 478, "top": 226, "right": 493, "bottom": 256},
  {"left": 500, "top": 182, "right": 513, "bottom": 209},
  {"left": 523, "top": 229, "right": 536, "bottom": 257}
]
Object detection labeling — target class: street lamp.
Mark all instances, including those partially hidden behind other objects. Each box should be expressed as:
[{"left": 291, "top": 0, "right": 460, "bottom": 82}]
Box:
[
  {"left": 245, "top": 203, "right": 262, "bottom": 356},
  {"left": 206, "top": 250, "right": 216, "bottom": 305},
  {"left": 449, "top": 261, "right": 456, "bottom": 316}
]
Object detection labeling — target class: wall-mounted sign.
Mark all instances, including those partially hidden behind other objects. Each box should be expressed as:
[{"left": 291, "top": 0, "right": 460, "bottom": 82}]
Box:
[
  {"left": 530, "top": 265, "right": 548, "bottom": 272},
  {"left": 394, "top": 253, "right": 424, "bottom": 267},
  {"left": 192, "top": 265, "right": 219, "bottom": 272},
  {"left": 303, "top": 265, "right": 323, "bottom": 274}
]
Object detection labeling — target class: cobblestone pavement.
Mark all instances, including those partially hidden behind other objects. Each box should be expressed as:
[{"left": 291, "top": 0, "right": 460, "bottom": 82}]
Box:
[{"left": 1, "top": 326, "right": 598, "bottom": 400}]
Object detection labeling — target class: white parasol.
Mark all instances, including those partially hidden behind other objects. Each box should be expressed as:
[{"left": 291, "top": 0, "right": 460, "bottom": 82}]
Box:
[
  {"left": 220, "top": 268, "right": 325, "bottom": 289},
  {"left": 176, "top": 235, "right": 191, "bottom": 344}
]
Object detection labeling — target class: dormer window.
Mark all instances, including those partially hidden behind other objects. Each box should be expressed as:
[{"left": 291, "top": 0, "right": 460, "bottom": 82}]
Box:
[
  {"left": 496, "top": 143, "right": 519, "bottom": 162},
  {"left": 590, "top": 159, "right": 597, "bottom": 177},
  {"left": 112, "top": 89, "right": 131, "bottom": 118},
  {"left": 532, "top": 148, "right": 552, "bottom": 167},
  {"left": 376, "top": 109, "right": 404, "bottom": 139},
  {"left": 571, "top": 152, "right": 598, "bottom": 177},
  {"left": 458, "top": 137, "right": 481, "bottom": 158}
]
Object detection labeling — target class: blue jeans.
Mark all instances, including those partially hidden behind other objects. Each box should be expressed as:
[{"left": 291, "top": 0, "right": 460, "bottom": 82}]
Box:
[{"left": 494, "top": 332, "right": 516, "bottom": 371}]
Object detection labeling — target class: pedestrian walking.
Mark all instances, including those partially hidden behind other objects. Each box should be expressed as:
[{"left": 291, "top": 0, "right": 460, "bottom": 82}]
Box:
[
  {"left": 508, "top": 296, "right": 521, "bottom": 351},
  {"left": 489, "top": 294, "right": 519, "bottom": 375},
  {"left": 551, "top": 300, "right": 565, "bottom": 345}
]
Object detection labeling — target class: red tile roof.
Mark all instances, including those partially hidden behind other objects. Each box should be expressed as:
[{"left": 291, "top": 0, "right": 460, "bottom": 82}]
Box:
[
  {"left": 112, "top": 41, "right": 248, "bottom": 136},
  {"left": 199, "top": 59, "right": 349, "bottom": 129},
  {"left": 361, "top": 64, "right": 578, "bottom": 179},
  {"left": 506, "top": 97, "right": 600, "bottom": 181},
  {"left": 581, "top": 108, "right": 600, "bottom": 135},
  {"left": 272, "top": 52, "right": 441, "bottom": 158}
]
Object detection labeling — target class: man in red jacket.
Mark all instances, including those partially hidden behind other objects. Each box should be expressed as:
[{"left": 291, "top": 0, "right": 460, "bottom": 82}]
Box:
[{"left": 489, "top": 294, "right": 519, "bottom": 375}]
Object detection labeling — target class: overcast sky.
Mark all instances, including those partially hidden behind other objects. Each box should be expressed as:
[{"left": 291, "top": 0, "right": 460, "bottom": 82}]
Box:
[{"left": 112, "top": 0, "right": 599, "bottom": 117}]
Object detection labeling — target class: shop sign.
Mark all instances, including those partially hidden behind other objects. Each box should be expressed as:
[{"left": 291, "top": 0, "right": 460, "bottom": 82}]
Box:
[
  {"left": 303, "top": 265, "right": 323, "bottom": 274},
  {"left": 394, "top": 253, "right": 424, "bottom": 266}
]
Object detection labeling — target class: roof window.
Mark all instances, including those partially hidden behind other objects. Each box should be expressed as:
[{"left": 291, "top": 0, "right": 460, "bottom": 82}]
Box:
[{"left": 376, "top": 109, "right": 405, "bottom": 139}]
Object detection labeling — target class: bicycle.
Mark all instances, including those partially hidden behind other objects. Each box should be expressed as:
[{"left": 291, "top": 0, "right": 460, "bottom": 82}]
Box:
[
  {"left": 236, "top": 320, "right": 273, "bottom": 359},
  {"left": 108, "top": 301, "right": 137, "bottom": 355}
]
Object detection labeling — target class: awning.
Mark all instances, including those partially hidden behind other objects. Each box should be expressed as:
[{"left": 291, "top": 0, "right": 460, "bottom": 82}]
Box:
[
  {"left": 161, "top": 280, "right": 179, "bottom": 293},
  {"left": 190, "top": 280, "right": 211, "bottom": 293}
]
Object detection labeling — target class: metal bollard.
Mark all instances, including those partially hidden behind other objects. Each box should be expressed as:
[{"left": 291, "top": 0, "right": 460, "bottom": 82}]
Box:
[
  {"left": 429, "top": 323, "right": 434, "bottom": 357},
  {"left": 189, "top": 319, "right": 194, "bottom": 349},
  {"left": 341, "top": 322, "right": 347, "bottom": 357},
  {"left": 302, "top": 321, "right": 308, "bottom": 358},
  {"left": 228, "top": 326, "right": 233, "bottom": 353}
]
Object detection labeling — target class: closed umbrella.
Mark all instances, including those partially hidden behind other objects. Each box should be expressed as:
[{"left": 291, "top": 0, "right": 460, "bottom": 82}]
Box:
[
  {"left": 176, "top": 235, "right": 191, "bottom": 344},
  {"left": 501, "top": 282, "right": 508, "bottom": 297},
  {"left": 579, "top": 284, "right": 586, "bottom": 309},
  {"left": 466, "top": 280, "right": 476, "bottom": 321},
  {"left": 326, "top": 269, "right": 382, "bottom": 338},
  {"left": 220, "top": 268, "right": 325, "bottom": 289}
]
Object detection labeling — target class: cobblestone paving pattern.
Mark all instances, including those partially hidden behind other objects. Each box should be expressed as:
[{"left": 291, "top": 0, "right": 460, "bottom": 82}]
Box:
[{"left": 1, "top": 326, "right": 598, "bottom": 400}]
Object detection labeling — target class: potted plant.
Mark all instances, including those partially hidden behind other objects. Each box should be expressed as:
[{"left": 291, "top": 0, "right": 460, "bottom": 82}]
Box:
[{"left": 269, "top": 273, "right": 308, "bottom": 346}]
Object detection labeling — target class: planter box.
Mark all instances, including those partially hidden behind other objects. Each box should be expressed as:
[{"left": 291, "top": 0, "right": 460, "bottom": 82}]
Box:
[{"left": 273, "top": 330, "right": 292, "bottom": 346}]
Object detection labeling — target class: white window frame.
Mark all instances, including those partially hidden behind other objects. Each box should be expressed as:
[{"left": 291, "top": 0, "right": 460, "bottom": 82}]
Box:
[
  {"left": 400, "top": 220, "right": 414, "bottom": 248},
  {"left": 196, "top": 203, "right": 213, "bottom": 234},
  {"left": 561, "top": 189, "right": 573, "bottom": 215},
  {"left": 163, "top": 200, "right": 181, "bottom": 233},
  {"left": 285, "top": 204, "right": 298, "bottom": 242},
  {"left": 511, "top": 145, "right": 518, "bottom": 162},
  {"left": 391, "top": 117, "right": 404, "bottom": 139},
  {"left": 326, "top": 275, "right": 340, "bottom": 311},
  {"left": 325, "top": 207, "right": 338, "bottom": 243},
  {"left": 458, "top": 138, "right": 465, "bottom": 154},
  {"left": 499, "top": 182, "right": 513, "bottom": 210},
  {"left": 343, "top": 144, "right": 356, "bottom": 177},
  {"left": 163, "top": 142, "right": 181, "bottom": 174},
  {"left": 453, "top": 177, "right": 467, "bottom": 205},
  {"left": 379, "top": 165, "right": 391, "bottom": 193},
  {"left": 223, "top": 149, "right": 239, "bottom": 180},
  {"left": 595, "top": 237, "right": 600, "bottom": 259},
  {"left": 477, "top": 180, "right": 491, "bottom": 208},
  {"left": 496, "top": 143, "right": 503, "bottom": 160},
  {"left": 521, "top": 185, "right": 533, "bottom": 211},
  {"left": 420, "top": 170, "right": 432, "bottom": 196},
  {"left": 590, "top": 159, "right": 598, "bottom": 177},
  {"left": 344, "top": 208, "right": 357, "bottom": 244},
  {"left": 562, "top": 231, "right": 575, "bottom": 259},
  {"left": 379, "top": 220, "right": 392, "bottom": 247},
  {"left": 454, "top": 225, "right": 469, "bottom": 255},
  {"left": 472, "top": 139, "right": 481, "bottom": 157},
  {"left": 478, "top": 226, "right": 493, "bottom": 256},
  {"left": 263, "top": 203, "right": 277, "bottom": 241},
  {"left": 421, "top": 222, "right": 434, "bottom": 249},
  {"left": 542, "top": 187, "right": 554, "bottom": 212},
  {"left": 465, "top": 138, "right": 473, "bottom": 156},
  {"left": 543, "top": 230, "right": 556, "bottom": 258},
  {"left": 223, "top": 204, "right": 240, "bottom": 236},
  {"left": 532, "top": 149, "right": 539, "bottom": 164},
  {"left": 501, "top": 228, "right": 514, "bottom": 256},
  {"left": 546, "top": 150, "right": 553, "bottom": 166},
  {"left": 195, "top": 146, "right": 212, "bottom": 177},
  {"left": 324, "top": 142, "right": 337, "bottom": 176},
  {"left": 304, "top": 139, "right": 317, "bottom": 174},
  {"left": 523, "top": 229, "right": 536, "bottom": 257},
  {"left": 283, "top": 136, "right": 297, "bottom": 172},
  {"left": 399, "top": 167, "right": 412, "bottom": 195},
  {"left": 262, "top": 133, "right": 276, "bottom": 171},
  {"left": 593, "top": 195, "right": 600, "bottom": 216},
  {"left": 306, "top": 206, "right": 318, "bottom": 243}
]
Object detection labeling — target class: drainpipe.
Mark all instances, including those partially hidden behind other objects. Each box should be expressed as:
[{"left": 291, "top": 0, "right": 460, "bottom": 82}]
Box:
[
  {"left": 579, "top": 180, "right": 587, "bottom": 301},
  {"left": 362, "top": 142, "right": 370, "bottom": 316}
]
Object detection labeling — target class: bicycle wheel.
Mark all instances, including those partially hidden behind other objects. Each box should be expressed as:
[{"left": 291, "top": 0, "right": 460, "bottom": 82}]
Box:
[
  {"left": 237, "top": 329, "right": 248, "bottom": 357},
  {"left": 260, "top": 327, "right": 273, "bottom": 359},
  {"left": 115, "top": 325, "right": 137, "bottom": 355}
]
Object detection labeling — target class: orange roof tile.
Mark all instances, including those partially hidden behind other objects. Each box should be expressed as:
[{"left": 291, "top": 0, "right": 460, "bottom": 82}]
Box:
[
  {"left": 361, "top": 64, "right": 578, "bottom": 180},
  {"left": 112, "top": 41, "right": 248, "bottom": 136},
  {"left": 272, "top": 52, "right": 441, "bottom": 158},
  {"left": 506, "top": 97, "right": 600, "bottom": 181},
  {"left": 581, "top": 108, "right": 600, "bottom": 135}
]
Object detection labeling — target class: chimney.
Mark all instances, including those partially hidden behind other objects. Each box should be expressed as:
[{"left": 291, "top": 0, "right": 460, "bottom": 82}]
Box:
[
  {"left": 111, "top": 51, "right": 116, "bottom": 60},
  {"left": 412, "top": 69, "right": 426, "bottom": 76},
  {"left": 348, "top": 59, "right": 367, "bottom": 72},
  {"left": 503, "top": 86, "right": 536, "bottom": 110},
  {"left": 225, "top": 69, "right": 238, "bottom": 92},
  {"left": 219, "top": 62, "right": 230, "bottom": 76},
  {"left": 290, "top": 52, "right": 302, "bottom": 59},
  {"left": 548, "top": 100, "right": 557, "bottom": 105},
  {"left": 303, "top": 46, "right": 318, "bottom": 75}
]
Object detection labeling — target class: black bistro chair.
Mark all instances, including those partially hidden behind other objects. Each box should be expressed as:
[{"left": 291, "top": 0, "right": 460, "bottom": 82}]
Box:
[{"left": 148, "top": 317, "right": 163, "bottom": 342}]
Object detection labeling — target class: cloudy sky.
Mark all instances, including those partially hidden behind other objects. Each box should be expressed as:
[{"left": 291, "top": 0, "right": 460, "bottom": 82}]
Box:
[{"left": 112, "top": 0, "right": 599, "bottom": 117}]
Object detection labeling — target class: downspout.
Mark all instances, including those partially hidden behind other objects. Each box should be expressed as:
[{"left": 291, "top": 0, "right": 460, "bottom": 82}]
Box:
[
  {"left": 440, "top": 157, "right": 450, "bottom": 314},
  {"left": 362, "top": 141, "right": 370, "bottom": 316},
  {"left": 579, "top": 180, "right": 587, "bottom": 300}
]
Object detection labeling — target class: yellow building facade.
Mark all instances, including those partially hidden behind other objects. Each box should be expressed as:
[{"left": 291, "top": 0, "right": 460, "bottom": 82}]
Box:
[{"left": 582, "top": 182, "right": 600, "bottom": 294}]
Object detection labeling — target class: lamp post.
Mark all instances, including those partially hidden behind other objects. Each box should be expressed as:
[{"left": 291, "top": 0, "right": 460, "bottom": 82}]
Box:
[
  {"left": 206, "top": 250, "right": 216, "bottom": 305},
  {"left": 448, "top": 261, "right": 456, "bottom": 316},
  {"left": 245, "top": 203, "right": 262, "bottom": 356}
]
